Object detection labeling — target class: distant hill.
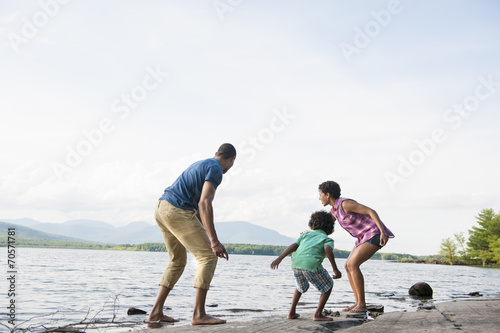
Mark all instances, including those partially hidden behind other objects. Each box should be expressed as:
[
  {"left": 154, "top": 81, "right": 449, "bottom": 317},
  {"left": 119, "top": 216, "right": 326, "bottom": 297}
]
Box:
[
  {"left": 216, "top": 221, "right": 296, "bottom": 245},
  {"left": 0, "top": 221, "right": 99, "bottom": 244},
  {"left": 1, "top": 218, "right": 297, "bottom": 246}
]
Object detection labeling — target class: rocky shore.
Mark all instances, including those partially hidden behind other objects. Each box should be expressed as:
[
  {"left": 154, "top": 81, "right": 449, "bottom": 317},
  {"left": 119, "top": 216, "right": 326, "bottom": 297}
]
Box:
[{"left": 145, "top": 298, "right": 500, "bottom": 332}]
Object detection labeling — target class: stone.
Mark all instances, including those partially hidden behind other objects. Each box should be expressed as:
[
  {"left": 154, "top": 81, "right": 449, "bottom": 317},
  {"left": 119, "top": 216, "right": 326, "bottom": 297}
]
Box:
[
  {"left": 323, "top": 309, "right": 340, "bottom": 317},
  {"left": 468, "top": 292, "right": 483, "bottom": 297},
  {"left": 127, "top": 307, "right": 147, "bottom": 315},
  {"left": 367, "top": 304, "right": 384, "bottom": 312},
  {"left": 409, "top": 282, "right": 433, "bottom": 298}
]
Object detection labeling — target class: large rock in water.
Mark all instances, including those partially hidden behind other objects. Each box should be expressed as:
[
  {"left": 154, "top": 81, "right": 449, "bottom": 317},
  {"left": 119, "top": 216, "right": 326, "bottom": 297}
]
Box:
[
  {"left": 127, "top": 307, "right": 147, "bottom": 315},
  {"left": 409, "top": 282, "right": 433, "bottom": 297}
]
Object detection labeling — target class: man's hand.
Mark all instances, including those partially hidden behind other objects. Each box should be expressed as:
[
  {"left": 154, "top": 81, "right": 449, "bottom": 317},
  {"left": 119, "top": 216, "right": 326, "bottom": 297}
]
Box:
[{"left": 212, "top": 242, "right": 229, "bottom": 260}]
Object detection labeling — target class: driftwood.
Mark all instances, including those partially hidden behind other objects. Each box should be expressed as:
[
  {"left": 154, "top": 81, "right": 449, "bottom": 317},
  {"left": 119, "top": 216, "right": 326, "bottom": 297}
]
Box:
[{"left": 3, "top": 295, "right": 148, "bottom": 333}]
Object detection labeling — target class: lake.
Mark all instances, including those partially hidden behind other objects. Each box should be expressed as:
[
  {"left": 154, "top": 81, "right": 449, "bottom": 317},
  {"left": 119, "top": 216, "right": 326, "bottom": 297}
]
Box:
[{"left": 3, "top": 248, "right": 500, "bottom": 332}]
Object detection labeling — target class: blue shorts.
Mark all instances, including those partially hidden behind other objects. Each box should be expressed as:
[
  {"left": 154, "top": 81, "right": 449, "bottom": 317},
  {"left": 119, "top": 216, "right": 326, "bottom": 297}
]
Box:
[
  {"left": 293, "top": 268, "right": 333, "bottom": 294},
  {"left": 366, "top": 234, "right": 382, "bottom": 249}
]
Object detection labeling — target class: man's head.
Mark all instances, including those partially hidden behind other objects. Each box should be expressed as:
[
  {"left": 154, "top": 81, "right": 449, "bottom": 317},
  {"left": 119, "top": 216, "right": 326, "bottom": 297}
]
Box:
[{"left": 215, "top": 143, "right": 236, "bottom": 174}]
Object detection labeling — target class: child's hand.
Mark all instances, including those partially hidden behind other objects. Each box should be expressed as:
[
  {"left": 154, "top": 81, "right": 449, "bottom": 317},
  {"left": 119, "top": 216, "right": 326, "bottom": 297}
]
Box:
[
  {"left": 332, "top": 269, "right": 342, "bottom": 279},
  {"left": 270, "top": 258, "right": 282, "bottom": 270}
]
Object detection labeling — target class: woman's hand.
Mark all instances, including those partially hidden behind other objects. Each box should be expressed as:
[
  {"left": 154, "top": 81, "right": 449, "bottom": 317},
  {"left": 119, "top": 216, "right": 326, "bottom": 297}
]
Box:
[{"left": 380, "top": 232, "right": 388, "bottom": 247}]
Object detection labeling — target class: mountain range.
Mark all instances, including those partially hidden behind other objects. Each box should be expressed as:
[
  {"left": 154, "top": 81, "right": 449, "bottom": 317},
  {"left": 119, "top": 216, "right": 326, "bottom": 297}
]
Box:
[{"left": 1, "top": 218, "right": 296, "bottom": 246}]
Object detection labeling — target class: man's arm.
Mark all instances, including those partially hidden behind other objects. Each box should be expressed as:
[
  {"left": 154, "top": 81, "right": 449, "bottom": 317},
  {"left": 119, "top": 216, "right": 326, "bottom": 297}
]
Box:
[{"left": 198, "top": 180, "right": 228, "bottom": 260}]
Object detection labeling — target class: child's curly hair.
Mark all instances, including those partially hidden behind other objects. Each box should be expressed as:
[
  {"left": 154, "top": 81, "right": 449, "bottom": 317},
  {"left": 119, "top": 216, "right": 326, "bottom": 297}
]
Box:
[{"left": 308, "top": 211, "right": 334, "bottom": 235}]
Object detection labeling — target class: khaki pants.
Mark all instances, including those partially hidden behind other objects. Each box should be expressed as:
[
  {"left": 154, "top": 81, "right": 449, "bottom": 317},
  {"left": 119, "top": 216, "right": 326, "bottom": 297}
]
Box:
[{"left": 155, "top": 200, "right": 217, "bottom": 290}]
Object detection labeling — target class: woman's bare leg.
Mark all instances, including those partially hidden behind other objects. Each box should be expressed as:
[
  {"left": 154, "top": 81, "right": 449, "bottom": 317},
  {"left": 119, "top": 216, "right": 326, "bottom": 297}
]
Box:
[
  {"left": 345, "top": 242, "right": 380, "bottom": 313},
  {"left": 343, "top": 246, "right": 358, "bottom": 312}
]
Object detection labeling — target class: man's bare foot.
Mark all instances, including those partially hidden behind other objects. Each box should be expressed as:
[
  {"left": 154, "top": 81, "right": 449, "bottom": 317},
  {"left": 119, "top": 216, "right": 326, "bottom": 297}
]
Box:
[
  {"left": 342, "top": 304, "right": 357, "bottom": 312},
  {"left": 191, "top": 314, "right": 226, "bottom": 325},
  {"left": 287, "top": 313, "right": 300, "bottom": 319},
  {"left": 314, "top": 314, "right": 333, "bottom": 321},
  {"left": 147, "top": 314, "right": 179, "bottom": 323}
]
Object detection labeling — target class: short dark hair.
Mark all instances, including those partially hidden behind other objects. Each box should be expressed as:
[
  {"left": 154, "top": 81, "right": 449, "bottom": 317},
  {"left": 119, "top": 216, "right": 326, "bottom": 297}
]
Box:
[
  {"left": 318, "top": 181, "right": 341, "bottom": 199},
  {"left": 308, "top": 210, "right": 334, "bottom": 235},
  {"left": 215, "top": 143, "right": 236, "bottom": 159}
]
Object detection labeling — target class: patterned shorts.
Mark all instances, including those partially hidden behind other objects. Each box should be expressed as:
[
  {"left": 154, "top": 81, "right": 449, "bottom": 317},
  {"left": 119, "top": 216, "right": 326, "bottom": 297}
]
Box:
[{"left": 293, "top": 268, "right": 333, "bottom": 294}]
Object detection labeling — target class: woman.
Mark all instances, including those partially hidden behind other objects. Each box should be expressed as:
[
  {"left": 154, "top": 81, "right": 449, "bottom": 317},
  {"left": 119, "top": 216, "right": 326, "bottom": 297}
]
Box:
[{"left": 318, "top": 181, "right": 394, "bottom": 314}]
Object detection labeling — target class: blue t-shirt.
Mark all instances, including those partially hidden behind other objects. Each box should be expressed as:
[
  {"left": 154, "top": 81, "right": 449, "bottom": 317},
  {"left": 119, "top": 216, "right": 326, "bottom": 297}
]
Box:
[{"left": 160, "top": 158, "right": 223, "bottom": 210}]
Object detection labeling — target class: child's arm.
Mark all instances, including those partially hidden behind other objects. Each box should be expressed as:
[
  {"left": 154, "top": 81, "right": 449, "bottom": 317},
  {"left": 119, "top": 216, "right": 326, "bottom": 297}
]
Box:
[
  {"left": 324, "top": 245, "right": 342, "bottom": 279},
  {"left": 270, "top": 243, "right": 298, "bottom": 270}
]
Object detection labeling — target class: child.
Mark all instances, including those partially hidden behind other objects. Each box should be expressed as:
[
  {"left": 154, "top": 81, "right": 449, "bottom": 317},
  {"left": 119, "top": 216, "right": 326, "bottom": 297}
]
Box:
[{"left": 271, "top": 211, "right": 342, "bottom": 321}]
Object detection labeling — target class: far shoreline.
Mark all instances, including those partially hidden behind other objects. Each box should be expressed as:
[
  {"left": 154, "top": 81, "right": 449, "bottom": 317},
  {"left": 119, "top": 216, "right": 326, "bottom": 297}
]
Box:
[{"left": 394, "top": 259, "right": 500, "bottom": 269}]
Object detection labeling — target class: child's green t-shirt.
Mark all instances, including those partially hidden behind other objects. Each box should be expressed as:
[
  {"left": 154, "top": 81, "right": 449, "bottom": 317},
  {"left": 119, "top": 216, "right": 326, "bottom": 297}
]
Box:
[{"left": 291, "top": 229, "right": 334, "bottom": 271}]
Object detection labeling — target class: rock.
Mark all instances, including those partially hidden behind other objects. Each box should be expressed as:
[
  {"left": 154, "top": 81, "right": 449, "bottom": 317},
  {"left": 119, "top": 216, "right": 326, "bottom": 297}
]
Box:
[
  {"left": 468, "top": 292, "right": 483, "bottom": 297},
  {"left": 418, "top": 305, "right": 436, "bottom": 310},
  {"left": 409, "top": 282, "right": 433, "bottom": 298},
  {"left": 323, "top": 309, "right": 340, "bottom": 317},
  {"left": 367, "top": 304, "right": 384, "bottom": 313},
  {"left": 127, "top": 307, "right": 147, "bottom": 315}
]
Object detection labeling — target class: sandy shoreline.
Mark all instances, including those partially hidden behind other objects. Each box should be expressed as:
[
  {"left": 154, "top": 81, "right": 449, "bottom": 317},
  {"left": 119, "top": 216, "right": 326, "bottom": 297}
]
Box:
[{"left": 144, "top": 298, "right": 500, "bottom": 332}]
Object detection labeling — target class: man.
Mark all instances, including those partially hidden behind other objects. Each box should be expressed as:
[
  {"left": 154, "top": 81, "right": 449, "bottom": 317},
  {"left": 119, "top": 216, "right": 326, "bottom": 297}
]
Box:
[{"left": 148, "top": 143, "right": 236, "bottom": 325}]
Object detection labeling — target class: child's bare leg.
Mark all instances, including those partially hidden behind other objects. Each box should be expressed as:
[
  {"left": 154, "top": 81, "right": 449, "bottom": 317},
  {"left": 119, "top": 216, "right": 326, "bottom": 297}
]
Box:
[
  {"left": 288, "top": 289, "right": 301, "bottom": 319},
  {"left": 314, "top": 288, "right": 333, "bottom": 321}
]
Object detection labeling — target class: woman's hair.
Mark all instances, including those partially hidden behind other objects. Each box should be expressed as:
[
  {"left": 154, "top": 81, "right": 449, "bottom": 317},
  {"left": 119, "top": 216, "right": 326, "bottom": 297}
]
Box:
[
  {"left": 318, "top": 181, "right": 341, "bottom": 199},
  {"left": 308, "top": 211, "right": 335, "bottom": 235}
]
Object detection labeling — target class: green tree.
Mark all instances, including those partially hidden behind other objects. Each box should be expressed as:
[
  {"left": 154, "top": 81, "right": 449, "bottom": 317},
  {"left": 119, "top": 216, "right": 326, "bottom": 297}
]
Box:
[
  {"left": 439, "top": 237, "right": 458, "bottom": 264},
  {"left": 468, "top": 208, "right": 500, "bottom": 265},
  {"left": 381, "top": 253, "right": 399, "bottom": 260},
  {"left": 454, "top": 232, "right": 469, "bottom": 261},
  {"left": 490, "top": 238, "right": 500, "bottom": 263}
]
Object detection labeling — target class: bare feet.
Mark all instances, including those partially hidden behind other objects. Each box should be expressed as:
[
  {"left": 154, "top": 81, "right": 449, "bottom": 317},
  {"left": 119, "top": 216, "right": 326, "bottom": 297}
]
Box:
[
  {"left": 147, "top": 314, "right": 179, "bottom": 323},
  {"left": 314, "top": 314, "right": 333, "bottom": 321},
  {"left": 287, "top": 313, "right": 300, "bottom": 319},
  {"left": 342, "top": 304, "right": 357, "bottom": 312},
  {"left": 192, "top": 314, "right": 226, "bottom": 325},
  {"left": 349, "top": 306, "right": 367, "bottom": 313}
]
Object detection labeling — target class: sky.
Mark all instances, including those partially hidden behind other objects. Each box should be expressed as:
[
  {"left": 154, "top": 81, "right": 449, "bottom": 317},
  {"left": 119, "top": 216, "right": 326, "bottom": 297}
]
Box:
[{"left": 1, "top": 0, "right": 499, "bottom": 256}]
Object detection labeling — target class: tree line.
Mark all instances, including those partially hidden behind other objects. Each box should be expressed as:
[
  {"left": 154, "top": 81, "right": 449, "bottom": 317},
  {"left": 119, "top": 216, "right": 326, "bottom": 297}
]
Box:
[
  {"left": 1, "top": 236, "right": 414, "bottom": 260},
  {"left": 439, "top": 208, "right": 500, "bottom": 266}
]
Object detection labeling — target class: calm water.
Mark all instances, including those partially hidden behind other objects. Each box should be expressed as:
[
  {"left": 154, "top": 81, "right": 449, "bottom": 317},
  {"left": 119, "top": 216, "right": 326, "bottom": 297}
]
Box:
[{"left": 2, "top": 248, "right": 500, "bottom": 332}]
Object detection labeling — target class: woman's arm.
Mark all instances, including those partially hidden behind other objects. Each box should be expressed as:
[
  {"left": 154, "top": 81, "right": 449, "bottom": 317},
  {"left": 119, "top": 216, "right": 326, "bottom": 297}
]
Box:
[{"left": 342, "top": 199, "right": 389, "bottom": 246}]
